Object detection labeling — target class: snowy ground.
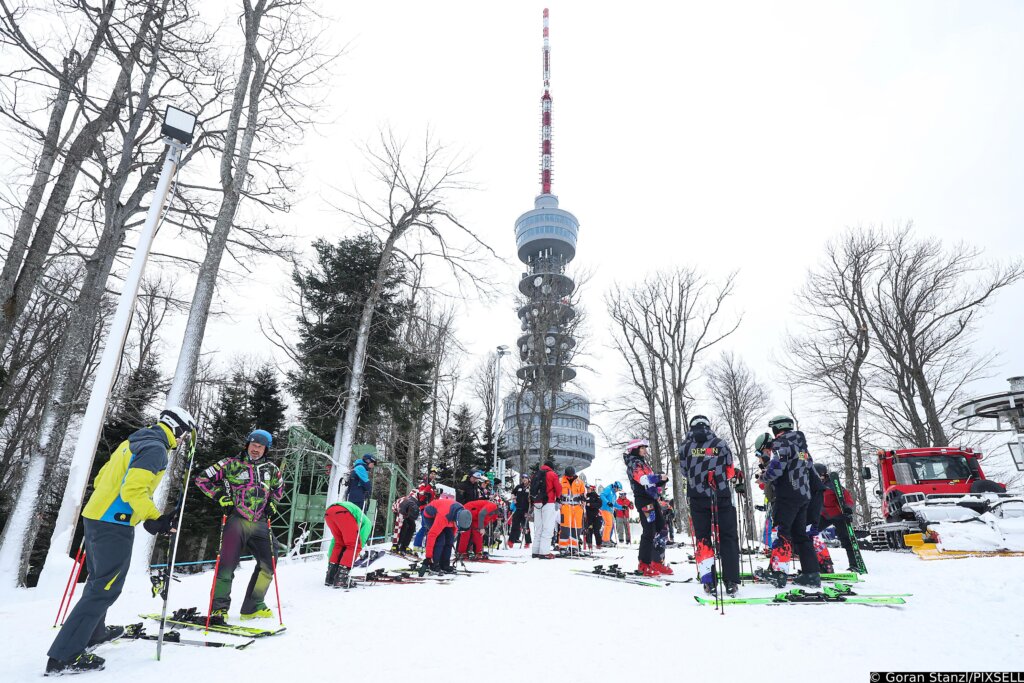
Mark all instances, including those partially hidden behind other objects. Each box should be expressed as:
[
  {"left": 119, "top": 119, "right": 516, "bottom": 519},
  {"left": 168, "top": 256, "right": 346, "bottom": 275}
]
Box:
[{"left": 3, "top": 545, "right": 1022, "bottom": 681}]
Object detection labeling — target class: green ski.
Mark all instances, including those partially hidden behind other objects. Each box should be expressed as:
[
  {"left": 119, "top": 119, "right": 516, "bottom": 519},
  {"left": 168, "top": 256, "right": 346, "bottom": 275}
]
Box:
[
  {"left": 694, "top": 588, "right": 906, "bottom": 606},
  {"left": 828, "top": 472, "right": 868, "bottom": 574},
  {"left": 141, "top": 609, "right": 286, "bottom": 638},
  {"left": 740, "top": 571, "right": 861, "bottom": 583}
]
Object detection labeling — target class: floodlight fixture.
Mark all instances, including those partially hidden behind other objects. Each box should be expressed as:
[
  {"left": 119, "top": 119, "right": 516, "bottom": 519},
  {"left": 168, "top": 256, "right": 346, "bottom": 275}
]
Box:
[{"left": 161, "top": 105, "right": 197, "bottom": 145}]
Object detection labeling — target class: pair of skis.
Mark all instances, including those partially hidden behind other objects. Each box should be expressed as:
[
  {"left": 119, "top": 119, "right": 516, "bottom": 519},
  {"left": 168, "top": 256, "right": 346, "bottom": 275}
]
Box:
[
  {"left": 740, "top": 570, "right": 862, "bottom": 583},
  {"left": 694, "top": 583, "right": 908, "bottom": 606},
  {"left": 828, "top": 473, "right": 868, "bottom": 574},
  {"left": 140, "top": 607, "right": 286, "bottom": 639}
]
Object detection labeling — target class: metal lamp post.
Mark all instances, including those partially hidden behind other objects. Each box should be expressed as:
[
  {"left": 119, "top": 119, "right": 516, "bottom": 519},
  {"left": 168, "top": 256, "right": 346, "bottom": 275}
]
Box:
[
  {"left": 43, "top": 107, "right": 196, "bottom": 580},
  {"left": 493, "top": 345, "right": 511, "bottom": 479}
]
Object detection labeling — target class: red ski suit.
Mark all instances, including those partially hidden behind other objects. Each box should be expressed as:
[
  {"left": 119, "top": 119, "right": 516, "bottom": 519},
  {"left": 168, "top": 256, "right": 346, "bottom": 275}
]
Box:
[{"left": 457, "top": 500, "right": 500, "bottom": 554}]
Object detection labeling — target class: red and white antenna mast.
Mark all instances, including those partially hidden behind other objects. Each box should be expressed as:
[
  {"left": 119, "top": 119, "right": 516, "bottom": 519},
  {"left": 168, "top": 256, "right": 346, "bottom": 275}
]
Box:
[{"left": 540, "top": 8, "right": 553, "bottom": 195}]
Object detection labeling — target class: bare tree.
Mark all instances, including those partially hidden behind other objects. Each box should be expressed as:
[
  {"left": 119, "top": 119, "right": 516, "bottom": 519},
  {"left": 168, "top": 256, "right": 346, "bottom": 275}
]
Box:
[
  {"left": 326, "top": 132, "right": 496, "bottom": 504},
  {"left": 0, "top": 0, "right": 163, "bottom": 363},
  {"left": 784, "top": 228, "right": 881, "bottom": 519},
  {"left": 863, "top": 225, "right": 1023, "bottom": 447},
  {"left": 0, "top": 0, "right": 116, "bottom": 357},
  {"left": 471, "top": 351, "right": 498, "bottom": 461},
  {"left": 706, "top": 351, "right": 769, "bottom": 541},
  {"left": 605, "top": 267, "right": 740, "bottom": 528}
]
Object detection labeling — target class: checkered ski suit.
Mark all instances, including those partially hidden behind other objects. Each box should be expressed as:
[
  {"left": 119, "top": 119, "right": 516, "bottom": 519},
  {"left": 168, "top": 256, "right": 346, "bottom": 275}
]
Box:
[
  {"left": 678, "top": 430, "right": 736, "bottom": 498},
  {"left": 762, "top": 430, "right": 813, "bottom": 501}
]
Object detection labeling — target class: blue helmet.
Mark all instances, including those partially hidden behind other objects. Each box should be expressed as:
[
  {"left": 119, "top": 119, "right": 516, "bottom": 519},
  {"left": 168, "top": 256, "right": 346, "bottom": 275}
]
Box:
[
  {"left": 247, "top": 429, "right": 273, "bottom": 448},
  {"left": 362, "top": 453, "right": 377, "bottom": 465},
  {"left": 612, "top": 481, "right": 622, "bottom": 490}
]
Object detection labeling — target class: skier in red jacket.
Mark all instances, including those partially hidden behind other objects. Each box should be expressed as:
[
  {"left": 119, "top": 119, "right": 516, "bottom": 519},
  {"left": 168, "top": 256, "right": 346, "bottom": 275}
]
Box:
[
  {"left": 815, "top": 463, "right": 860, "bottom": 572},
  {"left": 420, "top": 497, "right": 472, "bottom": 575},
  {"left": 457, "top": 499, "right": 500, "bottom": 557}
]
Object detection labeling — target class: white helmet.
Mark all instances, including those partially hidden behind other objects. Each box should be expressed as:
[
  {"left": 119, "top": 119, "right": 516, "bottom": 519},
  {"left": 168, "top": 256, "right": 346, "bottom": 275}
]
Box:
[{"left": 159, "top": 405, "right": 197, "bottom": 440}]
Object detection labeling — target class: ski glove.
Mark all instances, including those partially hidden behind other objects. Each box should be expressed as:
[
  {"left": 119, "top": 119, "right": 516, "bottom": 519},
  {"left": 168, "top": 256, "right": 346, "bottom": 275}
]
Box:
[
  {"left": 842, "top": 505, "right": 854, "bottom": 515},
  {"left": 806, "top": 524, "right": 819, "bottom": 537},
  {"left": 143, "top": 513, "right": 176, "bottom": 535},
  {"left": 218, "top": 495, "right": 233, "bottom": 508}
]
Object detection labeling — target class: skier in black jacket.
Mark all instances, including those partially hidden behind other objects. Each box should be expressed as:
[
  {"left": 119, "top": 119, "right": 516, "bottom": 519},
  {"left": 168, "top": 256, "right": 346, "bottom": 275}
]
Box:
[
  {"left": 623, "top": 438, "right": 670, "bottom": 576},
  {"left": 757, "top": 415, "right": 821, "bottom": 588},
  {"left": 584, "top": 485, "right": 603, "bottom": 550},
  {"left": 678, "top": 414, "right": 742, "bottom": 596},
  {"left": 508, "top": 474, "right": 532, "bottom": 548},
  {"left": 395, "top": 492, "right": 420, "bottom": 554}
]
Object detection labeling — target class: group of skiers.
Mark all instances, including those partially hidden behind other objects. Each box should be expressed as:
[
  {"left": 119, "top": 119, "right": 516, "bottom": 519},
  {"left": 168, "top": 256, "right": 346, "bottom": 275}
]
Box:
[
  {"left": 617, "top": 411, "right": 862, "bottom": 597},
  {"left": 369, "top": 462, "right": 640, "bottom": 582},
  {"left": 45, "top": 402, "right": 863, "bottom": 675},
  {"left": 46, "top": 408, "right": 288, "bottom": 676}
]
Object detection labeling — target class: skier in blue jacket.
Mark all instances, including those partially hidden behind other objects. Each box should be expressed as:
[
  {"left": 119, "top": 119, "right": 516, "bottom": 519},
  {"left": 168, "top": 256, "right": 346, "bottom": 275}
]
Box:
[{"left": 345, "top": 454, "right": 376, "bottom": 510}]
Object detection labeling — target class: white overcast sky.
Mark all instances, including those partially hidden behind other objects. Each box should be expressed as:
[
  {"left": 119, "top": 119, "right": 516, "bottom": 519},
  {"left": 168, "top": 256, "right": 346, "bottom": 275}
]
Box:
[{"left": 160, "top": 1, "right": 1024, "bottom": 479}]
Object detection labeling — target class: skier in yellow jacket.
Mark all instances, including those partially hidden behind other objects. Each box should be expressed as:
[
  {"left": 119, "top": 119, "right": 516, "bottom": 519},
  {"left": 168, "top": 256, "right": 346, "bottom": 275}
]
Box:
[{"left": 46, "top": 407, "right": 197, "bottom": 676}]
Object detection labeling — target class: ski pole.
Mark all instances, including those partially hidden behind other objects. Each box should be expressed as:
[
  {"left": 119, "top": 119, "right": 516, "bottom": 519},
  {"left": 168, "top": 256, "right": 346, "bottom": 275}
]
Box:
[
  {"left": 57, "top": 544, "right": 86, "bottom": 627},
  {"left": 204, "top": 514, "right": 228, "bottom": 633},
  {"left": 266, "top": 518, "right": 283, "bottom": 625},
  {"left": 54, "top": 542, "right": 84, "bottom": 627},
  {"left": 157, "top": 433, "right": 198, "bottom": 660},
  {"left": 708, "top": 473, "right": 724, "bottom": 615}
]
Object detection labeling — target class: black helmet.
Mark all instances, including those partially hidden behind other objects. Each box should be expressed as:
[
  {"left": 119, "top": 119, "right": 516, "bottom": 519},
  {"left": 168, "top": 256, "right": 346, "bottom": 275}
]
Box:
[
  {"left": 813, "top": 463, "right": 828, "bottom": 477},
  {"left": 768, "top": 415, "right": 795, "bottom": 434},
  {"left": 564, "top": 466, "right": 576, "bottom": 477},
  {"left": 689, "top": 414, "right": 711, "bottom": 429},
  {"left": 544, "top": 458, "right": 555, "bottom": 468}
]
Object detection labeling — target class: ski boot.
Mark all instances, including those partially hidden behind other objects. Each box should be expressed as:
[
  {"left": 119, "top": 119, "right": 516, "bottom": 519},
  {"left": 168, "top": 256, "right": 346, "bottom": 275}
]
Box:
[
  {"left": 702, "top": 581, "right": 717, "bottom": 596},
  {"left": 637, "top": 561, "right": 659, "bottom": 577},
  {"left": 440, "top": 565, "right": 457, "bottom": 575},
  {"left": 46, "top": 652, "right": 105, "bottom": 676},
  {"left": 208, "top": 609, "right": 228, "bottom": 625},
  {"left": 325, "top": 562, "right": 341, "bottom": 586},
  {"left": 753, "top": 567, "right": 788, "bottom": 588},
  {"left": 725, "top": 581, "right": 740, "bottom": 597},
  {"left": 650, "top": 561, "right": 674, "bottom": 575},
  {"left": 333, "top": 566, "right": 352, "bottom": 588},
  {"left": 240, "top": 604, "right": 273, "bottom": 620},
  {"left": 792, "top": 572, "right": 821, "bottom": 588}
]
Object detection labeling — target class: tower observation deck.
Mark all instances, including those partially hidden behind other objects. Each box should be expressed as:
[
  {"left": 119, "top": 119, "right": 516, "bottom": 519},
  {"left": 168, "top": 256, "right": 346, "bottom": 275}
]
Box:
[{"left": 502, "top": 10, "right": 594, "bottom": 472}]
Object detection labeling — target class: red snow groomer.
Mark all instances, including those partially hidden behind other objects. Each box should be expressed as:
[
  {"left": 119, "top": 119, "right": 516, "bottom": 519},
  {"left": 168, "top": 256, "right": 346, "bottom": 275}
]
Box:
[{"left": 865, "top": 447, "right": 1021, "bottom": 550}]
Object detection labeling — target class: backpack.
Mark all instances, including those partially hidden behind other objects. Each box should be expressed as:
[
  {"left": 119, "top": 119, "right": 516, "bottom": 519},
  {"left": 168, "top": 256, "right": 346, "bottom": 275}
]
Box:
[{"left": 530, "top": 469, "right": 547, "bottom": 503}]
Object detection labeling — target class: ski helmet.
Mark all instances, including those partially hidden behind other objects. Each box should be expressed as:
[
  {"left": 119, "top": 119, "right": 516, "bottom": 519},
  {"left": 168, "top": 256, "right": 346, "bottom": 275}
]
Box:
[
  {"left": 362, "top": 453, "right": 377, "bottom": 465},
  {"left": 813, "top": 463, "right": 828, "bottom": 477},
  {"left": 612, "top": 481, "right": 622, "bottom": 490},
  {"left": 564, "top": 466, "right": 576, "bottom": 477},
  {"left": 455, "top": 507, "right": 473, "bottom": 531},
  {"left": 689, "top": 415, "right": 711, "bottom": 429},
  {"left": 768, "top": 415, "right": 795, "bottom": 434},
  {"left": 159, "top": 406, "right": 197, "bottom": 440},
  {"left": 624, "top": 438, "right": 649, "bottom": 454},
  {"left": 520, "top": 473, "right": 530, "bottom": 481},
  {"left": 754, "top": 432, "right": 773, "bottom": 453},
  {"left": 247, "top": 429, "right": 273, "bottom": 449},
  {"left": 544, "top": 458, "right": 555, "bottom": 469}
]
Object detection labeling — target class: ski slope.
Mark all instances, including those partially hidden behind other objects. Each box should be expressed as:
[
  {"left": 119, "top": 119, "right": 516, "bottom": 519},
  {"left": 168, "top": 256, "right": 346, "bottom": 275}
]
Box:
[{"left": 2, "top": 546, "right": 1021, "bottom": 681}]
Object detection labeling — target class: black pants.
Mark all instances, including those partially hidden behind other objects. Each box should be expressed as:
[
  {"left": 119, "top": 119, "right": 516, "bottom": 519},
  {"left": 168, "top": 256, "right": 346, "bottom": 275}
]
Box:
[
  {"left": 690, "top": 496, "right": 740, "bottom": 584},
  {"left": 636, "top": 498, "right": 664, "bottom": 564},
  {"left": 397, "top": 517, "right": 416, "bottom": 552},
  {"left": 509, "top": 509, "right": 532, "bottom": 544},
  {"left": 585, "top": 514, "right": 602, "bottom": 547},
  {"left": 773, "top": 496, "right": 819, "bottom": 573},
  {"left": 823, "top": 514, "right": 858, "bottom": 569}
]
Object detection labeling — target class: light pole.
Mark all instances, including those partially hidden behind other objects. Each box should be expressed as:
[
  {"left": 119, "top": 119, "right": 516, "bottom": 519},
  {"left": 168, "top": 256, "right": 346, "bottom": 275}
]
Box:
[
  {"left": 493, "top": 345, "right": 511, "bottom": 478},
  {"left": 39, "top": 106, "right": 196, "bottom": 586}
]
